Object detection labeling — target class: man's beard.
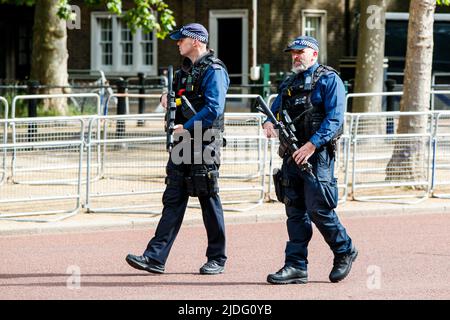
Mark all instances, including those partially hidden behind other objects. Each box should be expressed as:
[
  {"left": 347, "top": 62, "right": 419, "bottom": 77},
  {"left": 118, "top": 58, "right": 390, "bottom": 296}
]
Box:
[{"left": 291, "top": 61, "right": 309, "bottom": 74}]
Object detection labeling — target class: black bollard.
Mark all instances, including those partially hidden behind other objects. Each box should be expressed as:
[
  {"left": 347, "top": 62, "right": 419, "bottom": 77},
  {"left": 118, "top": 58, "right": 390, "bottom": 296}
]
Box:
[
  {"left": 385, "top": 79, "right": 397, "bottom": 134},
  {"left": 116, "top": 79, "right": 128, "bottom": 139},
  {"left": 137, "top": 72, "right": 145, "bottom": 126},
  {"left": 27, "top": 80, "right": 39, "bottom": 142}
]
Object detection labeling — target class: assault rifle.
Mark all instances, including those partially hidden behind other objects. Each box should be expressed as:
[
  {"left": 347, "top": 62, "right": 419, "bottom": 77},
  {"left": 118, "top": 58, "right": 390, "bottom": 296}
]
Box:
[
  {"left": 166, "top": 65, "right": 176, "bottom": 153},
  {"left": 255, "top": 96, "right": 313, "bottom": 173}
]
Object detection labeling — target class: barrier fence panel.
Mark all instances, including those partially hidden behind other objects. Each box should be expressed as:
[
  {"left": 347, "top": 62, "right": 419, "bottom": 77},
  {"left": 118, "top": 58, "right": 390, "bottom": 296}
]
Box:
[
  {"left": 11, "top": 93, "right": 101, "bottom": 118},
  {"left": 199, "top": 113, "right": 266, "bottom": 212},
  {"left": 350, "top": 112, "right": 433, "bottom": 203},
  {"left": 11, "top": 94, "right": 102, "bottom": 185},
  {"left": 0, "top": 117, "right": 85, "bottom": 222},
  {"left": 431, "top": 111, "right": 450, "bottom": 198},
  {"left": 85, "top": 114, "right": 167, "bottom": 214},
  {"left": 335, "top": 113, "right": 354, "bottom": 204},
  {"left": 1, "top": 96, "right": 7, "bottom": 185}
]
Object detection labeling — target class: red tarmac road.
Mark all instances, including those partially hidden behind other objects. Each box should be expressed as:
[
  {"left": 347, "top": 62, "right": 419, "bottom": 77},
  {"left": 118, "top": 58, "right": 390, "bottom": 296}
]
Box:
[{"left": 0, "top": 213, "right": 449, "bottom": 300}]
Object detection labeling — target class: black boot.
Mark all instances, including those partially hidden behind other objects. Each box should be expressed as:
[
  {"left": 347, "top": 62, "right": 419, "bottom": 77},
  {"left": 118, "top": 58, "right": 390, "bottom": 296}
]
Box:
[
  {"left": 267, "top": 266, "right": 308, "bottom": 284},
  {"left": 199, "top": 260, "right": 225, "bottom": 275},
  {"left": 125, "top": 254, "right": 165, "bottom": 274},
  {"left": 329, "top": 246, "right": 358, "bottom": 283}
]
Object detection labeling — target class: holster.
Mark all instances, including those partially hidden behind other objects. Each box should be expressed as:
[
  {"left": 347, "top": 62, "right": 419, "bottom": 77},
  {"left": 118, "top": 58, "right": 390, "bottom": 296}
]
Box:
[
  {"left": 165, "top": 169, "right": 185, "bottom": 187},
  {"left": 327, "top": 137, "right": 339, "bottom": 158},
  {"left": 277, "top": 139, "right": 289, "bottom": 158},
  {"left": 185, "top": 165, "right": 219, "bottom": 197},
  {"left": 272, "top": 168, "right": 284, "bottom": 203}
]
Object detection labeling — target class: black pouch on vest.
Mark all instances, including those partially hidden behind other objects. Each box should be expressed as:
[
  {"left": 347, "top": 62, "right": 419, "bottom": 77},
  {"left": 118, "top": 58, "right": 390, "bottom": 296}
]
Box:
[
  {"left": 165, "top": 170, "right": 185, "bottom": 187},
  {"left": 278, "top": 140, "right": 289, "bottom": 158},
  {"left": 186, "top": 165, "right": 219, "bottom": 197},
  {"left": 193, "top": 168, "right": 209, "bottom": 197},
  {"left": 273, "top": 168, "right": 284, "bottom": 203},
  {"left": 185, "top": 176, "right": 195, "bottom": 195},
  {"left": 207, "top": 170, "right": 219, "bottom": 196}
]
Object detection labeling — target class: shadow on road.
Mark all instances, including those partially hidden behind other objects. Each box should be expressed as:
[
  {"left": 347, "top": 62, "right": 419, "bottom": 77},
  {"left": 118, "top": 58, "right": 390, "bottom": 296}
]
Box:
[{"left": 0, "top": 281, "right": 272, "bottom": 287}]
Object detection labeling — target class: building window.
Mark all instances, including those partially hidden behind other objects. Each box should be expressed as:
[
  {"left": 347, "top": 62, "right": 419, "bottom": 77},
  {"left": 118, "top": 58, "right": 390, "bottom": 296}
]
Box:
[
  {"left": 120, "top": 21, "right": 133, "bottom": 66},
  {"left": 91, "top": 13, "right": 157, "bottom": 75},
  {"left": 301, "top": 10, "right": 327, "bottom": 64},
  {"left": 99, "top": 18, "right": 113, "bottom": 66},
  {"left": 141, "top": 32, "right": 154, "bottom": 66}
]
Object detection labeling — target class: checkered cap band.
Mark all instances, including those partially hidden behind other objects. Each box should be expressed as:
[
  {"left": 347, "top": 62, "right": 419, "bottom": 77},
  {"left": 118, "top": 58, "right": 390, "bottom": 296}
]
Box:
[
  {"left": 290, "top": 39, "right": 319, "bottom": 51},
  {"left": 180, "top": 27, "right": 208, "bottom": 43}
]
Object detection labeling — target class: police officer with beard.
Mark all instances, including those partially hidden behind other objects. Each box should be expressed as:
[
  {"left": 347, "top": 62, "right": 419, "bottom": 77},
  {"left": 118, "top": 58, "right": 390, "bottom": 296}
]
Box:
[
  {"left": 126, "top": 23, "right": 229, "bottom": 275},
  {"left": 263, "top": 36, "right": 357, "bottom": 284}
]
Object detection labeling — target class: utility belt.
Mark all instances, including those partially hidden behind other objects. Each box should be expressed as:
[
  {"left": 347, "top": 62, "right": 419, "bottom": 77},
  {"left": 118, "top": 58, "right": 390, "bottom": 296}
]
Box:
[{"left": 165, "top": 164, "right": 219, "bottom": 197}]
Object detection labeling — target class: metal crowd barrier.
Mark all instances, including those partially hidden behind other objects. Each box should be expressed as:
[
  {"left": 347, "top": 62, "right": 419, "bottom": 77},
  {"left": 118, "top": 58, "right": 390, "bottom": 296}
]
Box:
[
  {"left": 0, "top": 117, "right": 85, "bottom": 222},
  {"left": 200, "top": 113, "right": 267, "bottom": 212},
  {"left": 431, "top": 111, "right": 450, "bottom": 198},
  {"left": 11, "top": 93, "right": 102, "bottom": 118},
  {"left": 345, "top": 91, "right": 450, "bottom": 203},
  {"left": 10, "top": 93, "right": 102, "bottom": 185},
  {"left": 85, "top": 114, "right": 167, "bottom": 214},
  {"left": 3, "top": 88, "right": 450, "bottom": 221},
  {"left": 0, "top": 96, "right": 7, "bottom": 185},
  {"left": 335, "top": 113, "right": 354, "bottom": 204},
  {"left": 350, "top": 111, "right": 433, "bottom": 204}
]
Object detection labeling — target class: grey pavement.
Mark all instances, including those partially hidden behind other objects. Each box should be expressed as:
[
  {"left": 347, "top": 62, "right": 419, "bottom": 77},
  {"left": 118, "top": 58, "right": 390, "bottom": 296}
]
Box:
[{"left": 1, "top": 197, "right": 450, "bottom": 236}]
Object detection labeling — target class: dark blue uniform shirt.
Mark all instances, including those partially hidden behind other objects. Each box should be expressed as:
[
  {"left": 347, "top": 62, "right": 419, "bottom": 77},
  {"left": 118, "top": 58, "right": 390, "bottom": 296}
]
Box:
[
  {"left": 268, "top": 62, "right": 345, "bottom": 149},
  {"left": 183, "top": 65, "right": 230, "bottom": 131}
]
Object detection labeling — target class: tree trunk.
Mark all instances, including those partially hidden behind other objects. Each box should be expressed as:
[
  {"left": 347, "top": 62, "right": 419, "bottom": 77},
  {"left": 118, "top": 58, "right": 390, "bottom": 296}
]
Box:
[
  {"left": 30, "top": 0, "right": 69, "bottom": 115},
  {"left": 353, "top": 0, "right": 386, "bottom": 114},
  {"left": 386, "top": 0, "right": 436, "bottom": 184}
]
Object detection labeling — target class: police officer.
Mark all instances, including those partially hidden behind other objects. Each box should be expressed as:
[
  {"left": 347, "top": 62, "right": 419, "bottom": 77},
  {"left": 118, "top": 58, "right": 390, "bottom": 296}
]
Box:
[
  {"left": 126, "top": 23, "right": 230, "bottom": 275},
  {"left": 263, "top": 36, "right": 357, "bottom": 284}
]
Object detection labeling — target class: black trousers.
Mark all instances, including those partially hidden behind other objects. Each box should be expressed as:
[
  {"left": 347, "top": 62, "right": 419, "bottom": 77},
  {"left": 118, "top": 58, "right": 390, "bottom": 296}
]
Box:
[
  {"left": 143, "top": 157, "right": 226, "bottom": 266},
  {"left": 281, "top": 147, "right": 353, "bottom": 270}
]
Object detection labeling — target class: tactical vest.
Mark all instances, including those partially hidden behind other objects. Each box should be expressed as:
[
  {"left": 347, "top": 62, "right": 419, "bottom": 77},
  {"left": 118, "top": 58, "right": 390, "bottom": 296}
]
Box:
[
  {"left": 279, "top": 64, "right": 343, "bottom": 145},
  {"left": 173, "top": 51, "right": 227, "bottom": 132}
]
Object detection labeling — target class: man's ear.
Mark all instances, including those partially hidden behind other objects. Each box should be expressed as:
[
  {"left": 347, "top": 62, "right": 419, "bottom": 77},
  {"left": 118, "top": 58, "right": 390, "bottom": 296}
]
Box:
[{"left": 313, "top": 50, "right": 319, "bottom": 57}]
